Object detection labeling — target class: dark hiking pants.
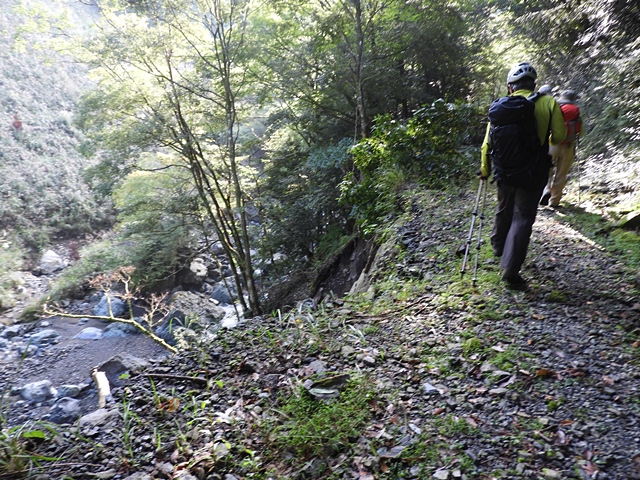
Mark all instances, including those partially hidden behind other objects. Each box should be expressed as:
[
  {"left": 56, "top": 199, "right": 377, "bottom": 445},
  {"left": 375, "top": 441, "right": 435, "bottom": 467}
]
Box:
[{"left": 490, "top": 183, "right": 543, "bottom": 275}]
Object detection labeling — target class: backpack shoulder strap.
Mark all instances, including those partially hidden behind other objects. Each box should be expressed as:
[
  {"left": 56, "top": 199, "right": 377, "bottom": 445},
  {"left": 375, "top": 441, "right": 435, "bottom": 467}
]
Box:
[
  {"left": 527, "top": 92, "right": 543, "bottom": 103},
  {"left": 527, "top": 92, "right": 553, "bottom": 147}
]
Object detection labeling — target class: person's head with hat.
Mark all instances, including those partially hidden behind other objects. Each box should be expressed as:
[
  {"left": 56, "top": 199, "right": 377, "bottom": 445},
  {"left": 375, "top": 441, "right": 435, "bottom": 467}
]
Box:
[
  {"left": 539, "top": 84, "right": 553, "bottom": 95},
  {"left": 557, "top": 90, "right": 579, "bottom": 104}
]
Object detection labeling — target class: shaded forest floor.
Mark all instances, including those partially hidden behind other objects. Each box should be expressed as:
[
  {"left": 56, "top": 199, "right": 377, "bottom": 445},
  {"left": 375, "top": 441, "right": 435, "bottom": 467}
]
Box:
[{"left": 6, "top": 181, "right": 640, "bottom": 480}]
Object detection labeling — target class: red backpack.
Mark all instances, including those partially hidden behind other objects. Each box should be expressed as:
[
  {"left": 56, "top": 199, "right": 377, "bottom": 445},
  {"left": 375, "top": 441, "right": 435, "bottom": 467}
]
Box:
[{"left": 560, "top": 103, "right": 582, "bottom": 145}]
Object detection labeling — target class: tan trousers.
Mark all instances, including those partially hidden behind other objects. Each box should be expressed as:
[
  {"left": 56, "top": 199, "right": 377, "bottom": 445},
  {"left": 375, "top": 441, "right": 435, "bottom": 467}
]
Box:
[{"left": 544, "top": 143, "right": 576, "bottom": 206}]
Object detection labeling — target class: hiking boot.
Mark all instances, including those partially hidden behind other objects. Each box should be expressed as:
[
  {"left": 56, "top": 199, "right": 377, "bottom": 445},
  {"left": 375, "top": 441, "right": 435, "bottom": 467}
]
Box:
[
  {"left": 502, "top": 271, "right": 528, "bottom": 290},
  {"left": 539, "top": 192, "right": 550, "bottom": 206}
]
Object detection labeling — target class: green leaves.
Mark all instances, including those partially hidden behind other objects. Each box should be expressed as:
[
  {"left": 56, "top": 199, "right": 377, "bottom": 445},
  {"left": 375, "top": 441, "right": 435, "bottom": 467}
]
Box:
[
  {"left": 340, "top": 100, "right": 480, "bottom": 232},
  {"left": 268, "top": 377, "right": 373, "bottom": 461},
  {"left": 0, "top": 421, "right": 58, "bottom": 476}
]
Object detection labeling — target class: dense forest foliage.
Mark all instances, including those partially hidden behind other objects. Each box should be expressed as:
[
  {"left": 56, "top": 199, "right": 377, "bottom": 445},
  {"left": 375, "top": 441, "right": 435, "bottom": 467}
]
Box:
[{"left": 1, "top": 0, "right": 639, "bottom": 314}]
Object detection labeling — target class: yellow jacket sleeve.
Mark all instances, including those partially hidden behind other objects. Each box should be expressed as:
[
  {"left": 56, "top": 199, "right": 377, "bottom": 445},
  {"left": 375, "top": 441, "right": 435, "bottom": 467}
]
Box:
[
  {"left": 545, "top": 96, "right": 567, "bottom": 146},
  {"left": 480, "top": 123, "right": 491, "bottom": 177}
]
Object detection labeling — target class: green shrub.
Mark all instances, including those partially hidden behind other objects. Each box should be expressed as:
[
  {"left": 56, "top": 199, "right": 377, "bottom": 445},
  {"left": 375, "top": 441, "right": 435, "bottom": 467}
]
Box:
[
  {"left": 111, "top": 169, "right": 198, "bottom": 289},
  {"left": 0, "top": 422, "right": 56, "bottom": 476},
  {"left": 258, "top": 133, "right": 353, "bottom": 267},
  {"left": 47, "top": 235, "right": 127, "bottom": 300},
  {"left": 547, "top": 290, "right": 568, "bottom": 303},
  {"left": 47, "top": 164, "right": 201, "bottom": 300},
  {"left": 339, "top": 100, "right": 480, "bottom": 232},
  {"left": 462, "top": 337, "right": 483, "bottom": 356}
]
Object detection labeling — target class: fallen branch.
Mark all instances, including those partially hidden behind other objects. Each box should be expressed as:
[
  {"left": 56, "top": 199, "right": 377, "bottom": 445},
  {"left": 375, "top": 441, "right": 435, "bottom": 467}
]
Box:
[
  {"left": 43, "top": 267, "right": 178, "bottom": 354},
  {"left": 42, "top": 304, "right": 178, "bottom": 354}
]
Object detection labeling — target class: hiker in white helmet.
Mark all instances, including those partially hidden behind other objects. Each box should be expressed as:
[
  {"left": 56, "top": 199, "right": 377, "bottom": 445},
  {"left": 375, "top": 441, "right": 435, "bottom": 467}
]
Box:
[{"left": 480, "top": 63, "right": 566, "bottom": 288}]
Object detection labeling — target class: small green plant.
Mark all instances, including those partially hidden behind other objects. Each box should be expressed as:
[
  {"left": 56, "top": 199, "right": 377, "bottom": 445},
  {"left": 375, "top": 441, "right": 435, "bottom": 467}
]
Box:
[
  {"left": 119, "top": 393, "right": 141, "bottom": 462},
  {"left": 520, "top": 418, "right": 545, "bottom": 431},
  {"left": 462, "top": 337, "right": 482, "bottom": 356},
  {"left": 153, "top": 426, "right": 162, "bottom": 451},
  {"left": 435, "top": 414, "right": 479, "bottom": 437},
  {"left": 547, "top": 397, "right": 566, "bottom": 413},
  {"left": 238, "top": 448, "right": 261, "bottom": 473},
  {"left": 547, "top": 290, "right": 568, "bottom": 303},
  {"left": 267, "top": 377, "right": 374, "bottom": 464},
  {"left": 490, "top": 346, "right": 521, "bottom": 371},
  {"left": 0, "top": 421, "right": 60, "bottom": 476},
  {"left": 400, "top": 436, "right": 477, "bottom": 477}
]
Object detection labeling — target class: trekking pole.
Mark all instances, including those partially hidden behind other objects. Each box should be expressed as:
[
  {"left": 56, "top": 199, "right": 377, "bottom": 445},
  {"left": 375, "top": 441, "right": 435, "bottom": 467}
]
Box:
[
  {"left": 460, "top": 179, "right": 486, "bottom": 279},
  {"left": 472, "top": 179, "right": 489, "bottom": 287}
]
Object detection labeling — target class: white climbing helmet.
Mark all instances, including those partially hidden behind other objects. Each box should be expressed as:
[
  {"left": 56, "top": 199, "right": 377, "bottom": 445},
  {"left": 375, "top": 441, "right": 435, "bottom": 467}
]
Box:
[
  {"left": 507, "top": 62, "right": 537, "bottom": 84},
  {"left": 539, "top": 84, "right": 553, "bottom": 95}
]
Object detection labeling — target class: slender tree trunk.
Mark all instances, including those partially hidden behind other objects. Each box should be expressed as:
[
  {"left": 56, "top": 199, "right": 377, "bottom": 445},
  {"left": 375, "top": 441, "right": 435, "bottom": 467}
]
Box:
[{"left": 353, "top": 0, "right": 368, "bottom": 139}]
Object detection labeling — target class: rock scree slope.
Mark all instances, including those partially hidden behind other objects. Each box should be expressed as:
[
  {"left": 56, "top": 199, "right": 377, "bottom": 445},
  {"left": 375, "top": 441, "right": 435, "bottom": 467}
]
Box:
[{"left": 2, "top": 188, "right": 640, "bottom": 479}]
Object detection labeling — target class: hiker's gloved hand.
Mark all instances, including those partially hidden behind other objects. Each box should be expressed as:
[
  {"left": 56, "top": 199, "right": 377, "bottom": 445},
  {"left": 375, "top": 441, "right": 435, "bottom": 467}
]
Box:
[{"left": 476, "top": 169, "right": 488, "bottom": 180}]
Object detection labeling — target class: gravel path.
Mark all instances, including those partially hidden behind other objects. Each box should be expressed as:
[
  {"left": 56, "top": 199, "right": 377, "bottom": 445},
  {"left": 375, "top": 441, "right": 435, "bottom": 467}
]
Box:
[{"left": 4, "top": 189, "right": 640, "bottom": 480}]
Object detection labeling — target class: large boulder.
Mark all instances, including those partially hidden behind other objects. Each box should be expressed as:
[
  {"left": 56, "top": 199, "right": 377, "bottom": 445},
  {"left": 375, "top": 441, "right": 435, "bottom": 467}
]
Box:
[
  {"left": 176, "top": 259, "right": 208, "bottom": 288},
  {"left": 79, "top": 408, "right": 118, "bottom": 427},
  {"left": 38, "top": 250, "right": 65, "bottom": 275},
  {"left": 49, "top": 397, "right": 81, "bottom": 424},
  {"left": 93, "top": 294, "right": 127, "bottom": 318},
  {"left": 616, "top": 210, "right": 640, "bottom": 230},
  {"left": 74, "top": 327, "right": 103, "bottom": 340},
  {"left": 98, "top": 353, "right": 149, "bottom": 386},
  {"left": 29, "top": 329, "right": 61, "bottom": 345},
  {"left": 102, "top": 321, "right": 142, "bottom": 338},
  {"left": 156, "top": 291, "right": 226, "bottom": 346},
  {"left": 165, "top": 291, "right": 225, "bottom": 327},
  {"left": 21, "top": 380, "right": 56, "bottom": 402},
  {"left": 210, "top": 282, "right": 238, "bottom": 306}
]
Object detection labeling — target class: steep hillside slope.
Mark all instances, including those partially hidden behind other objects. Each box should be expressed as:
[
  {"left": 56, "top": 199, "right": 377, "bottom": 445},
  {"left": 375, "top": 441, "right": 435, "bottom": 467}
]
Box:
[{"left": 0, "top": 1, "right": 108, "bottom": 250}]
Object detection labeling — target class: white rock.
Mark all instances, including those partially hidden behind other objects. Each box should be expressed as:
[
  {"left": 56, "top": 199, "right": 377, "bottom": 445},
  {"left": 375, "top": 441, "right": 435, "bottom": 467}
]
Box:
[{"left": 39, "top": 250, "right": 65, "bottom": 274}]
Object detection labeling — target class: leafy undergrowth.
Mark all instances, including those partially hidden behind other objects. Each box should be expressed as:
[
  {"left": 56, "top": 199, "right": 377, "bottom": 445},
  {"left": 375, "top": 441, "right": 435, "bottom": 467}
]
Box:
[{"left": 4, "top": 187, "right": 640, "bottom": 479}]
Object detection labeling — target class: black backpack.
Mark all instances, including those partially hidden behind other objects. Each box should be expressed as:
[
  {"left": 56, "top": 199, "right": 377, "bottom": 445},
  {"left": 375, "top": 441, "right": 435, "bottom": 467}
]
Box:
[{"left": 488, "top": 92, "right": 547, "bottom": 186}]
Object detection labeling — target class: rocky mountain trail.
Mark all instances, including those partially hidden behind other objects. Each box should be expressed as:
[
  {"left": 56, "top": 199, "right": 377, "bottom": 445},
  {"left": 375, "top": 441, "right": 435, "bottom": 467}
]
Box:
[{"left": 2, "top": 186, "right": 639, "bottom": 479}]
